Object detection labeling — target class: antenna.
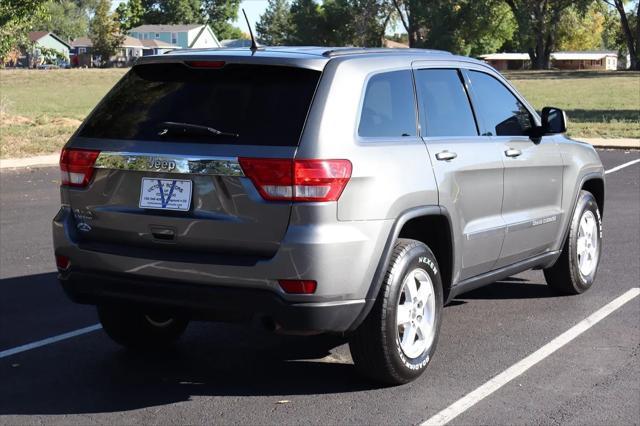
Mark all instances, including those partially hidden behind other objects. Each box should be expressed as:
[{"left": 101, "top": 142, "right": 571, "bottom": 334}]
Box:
[{"left": 242, "top": 9, "right": 262, "bottom": 53}]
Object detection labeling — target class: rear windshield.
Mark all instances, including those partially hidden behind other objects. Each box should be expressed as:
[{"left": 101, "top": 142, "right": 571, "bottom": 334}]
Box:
[{"left": 78, "top": 62, "right": 321, "bottom": 146}]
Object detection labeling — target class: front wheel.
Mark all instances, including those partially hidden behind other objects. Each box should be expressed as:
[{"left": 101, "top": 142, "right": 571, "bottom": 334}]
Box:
[
  {"left": 544, "top": 190, "right": 602, "bottom": 294},
  {"left": 98, "top": 304, "right": 189, "bottom": 350},
  {"left": 349, "top": 239, "right": 443, "bottom": 385}
]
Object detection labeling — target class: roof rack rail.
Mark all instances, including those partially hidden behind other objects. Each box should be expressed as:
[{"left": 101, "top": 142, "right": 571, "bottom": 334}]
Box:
[{"left": 322, "top": 47, "right": 452, "bottom": 57}]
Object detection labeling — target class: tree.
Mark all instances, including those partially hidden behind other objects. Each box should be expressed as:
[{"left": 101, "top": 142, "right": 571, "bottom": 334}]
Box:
[
  {"left": 602, "top": 0, "right": 639, "bottom": 69},
  {"left": 201, "top": 0, "right": 243, "bottom": 40},
  {"left": 256, "top": 0, "right": 293, "bottom": 45},
  {"left": 115, "top": 0, "right": 144, "bottom": 31},
  {"left": 504, "top": 0, "right": 593, "bottom": 69},
  {"left": 391, "top": 0, "right": 421, "bottom": 47},
  {"left": 449, "top": 0, "right": 516, "bottom": 56},
  {"left": 557, "top": 2, "right": 607, "bottom": 51},
  {"left": 288, "top": 0, "right": 325, "bottom": 45},
  {"left": 323, "top": 0, "right": 392, "bottom": 47},
  {"left": 0, "top": 0, "right": 48, "bottom": 63},
  {"left": 140, "top": 0, "right": 203, "bottom": 24},
  {"left": 33, "top": 0, "right": 90, "bottom": 41},
  {"left": 90, "top": 0, "right": 124, "bottom": 66}
]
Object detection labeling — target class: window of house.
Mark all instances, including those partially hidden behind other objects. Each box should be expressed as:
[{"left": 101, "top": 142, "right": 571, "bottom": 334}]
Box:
[
  {"left": 467, "top": 70, "right": 533, "bottom": 137},
  {"left": 155, "top": 33, "right": 160, "bottom": 39},
  {"left": 171, "top": 32, "right": 178, "bottom": 44},
  {"left": 414, "top": 69, "right": 478, "bottom": 137},
  {"left": 358, "top": 70, "right": 416, "bottom": 138},
  {"left": 78, "top": 47, "right": 86, "bottom": 54}
]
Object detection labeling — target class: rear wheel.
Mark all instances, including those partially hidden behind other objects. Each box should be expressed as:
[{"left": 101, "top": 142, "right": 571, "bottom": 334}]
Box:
[
  {"left": 97, "top": 304, "right": 189, "bottom": 349},
  {"left": 544, "top": 190, "right": 602, "bottom": 295},
  {"left": 349, "top": 239, "right": 443, "bottom": 385}
]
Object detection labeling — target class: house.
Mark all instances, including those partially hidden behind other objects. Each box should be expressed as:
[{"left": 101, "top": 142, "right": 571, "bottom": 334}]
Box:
[
  {"left": 479, "top": 53, "right": 530, "bottom": 70},
  {"left": 70, "top": 36, "right": 146, "bottom": 67},
  {"left": 140, "top": 39, "right": 180, "bottom": 55},
  {"left": 220, "top": 39, "right": 252, "bottom": 48},
  {"left": 69, "top": 37, "right": 93, "bottom": 67},
  {"left": 27, "top": 31, "right": 71, "bottom": 67},
  {"left": 383, "top": 39, "right": 409, "bottom": 49},
  {"left": 551, "top": 51, "right": 618, "bottom": 70},
  {"left": 128, "top": 24, "right": 221, "bottom": 49},
  {"left": 481, "top": 51, "right": 619, "bottom": 71}
]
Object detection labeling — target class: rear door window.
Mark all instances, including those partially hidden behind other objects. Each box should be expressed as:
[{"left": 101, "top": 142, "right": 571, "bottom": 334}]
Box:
[
  {"left": 414, "top": 69, "right": 478, "bottom": 137},
  {"left": 467, "top": 70, "right": 533, "bottom": 136},
  {"left": 78, "top": 63, "right": 321, "bottom": 146},
  {"left": 358, "top": 70, "right": 417, "bottom": 137}
]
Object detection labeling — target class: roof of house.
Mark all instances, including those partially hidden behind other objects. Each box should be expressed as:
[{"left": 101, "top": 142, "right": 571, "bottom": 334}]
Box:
[
  {"left": 28, "top": 31, "right": 71, "bottom": 49},
  {"left": 480, "top": 53, "right": 530, "bottom": 61},
  {"left": 72, "top": 36, "right": 144, "bottom": 48},
  {"left": 130, "top": 24, "right": 203, "bottom": 33},
  {"left": 121, "top": 35, "right": 144, "bottom": 47},
  {"left": 71, "top": 37, "right": 92, "bottom": 47},
  {"left": 481, "top": 51, "right": 618, "bottom": 61},
  {"left": 140, "top": 39, "right": 180, "bottom": 49},
  {"left": 28, "top": 31, "right": 50, "bottom": 42},
  {"left": 551, "top": 51, "right": 617, "bottom": 60},
  {"left": 383, "top": 39, "right": 409, "bottom": 49}
]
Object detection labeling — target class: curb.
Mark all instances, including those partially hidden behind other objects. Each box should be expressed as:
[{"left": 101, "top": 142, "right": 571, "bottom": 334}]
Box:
[
  {"left": 1, "top": 139, "right": 638, "bottom": 170},
  {"left": 0, "top": 154, "right": 59, "bottom": 170},
  {"left": 579, "top": 138, "right": 640, "bottom": 150}
]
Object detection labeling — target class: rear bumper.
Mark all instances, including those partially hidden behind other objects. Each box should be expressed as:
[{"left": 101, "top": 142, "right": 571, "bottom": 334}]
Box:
[
  {"left": 53, "top": 206, "right": 392, "bottom": 333},
  {"left": 60, "top": 270, "right": 364, "bottom": 334}
]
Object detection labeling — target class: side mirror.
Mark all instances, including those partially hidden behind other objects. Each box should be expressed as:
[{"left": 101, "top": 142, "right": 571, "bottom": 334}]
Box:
[{"left": 541, "top": 106, "right": 567, "bottom": 134}]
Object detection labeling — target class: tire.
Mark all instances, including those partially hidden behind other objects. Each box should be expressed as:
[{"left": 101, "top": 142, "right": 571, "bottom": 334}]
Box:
[
  {"left": 97, "top": 304, "right": 189, "bottom": 349},
  {"left": 544, "top": 190, "right": 602, "bottom": 295},
  {"left": 349, "top": 239, "right": 443, "bottom": 385}
]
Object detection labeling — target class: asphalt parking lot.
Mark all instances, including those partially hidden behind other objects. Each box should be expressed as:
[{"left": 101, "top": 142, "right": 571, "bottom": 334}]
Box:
[{"left": 1, "top": 149, "right": 638, "bottom": 425}]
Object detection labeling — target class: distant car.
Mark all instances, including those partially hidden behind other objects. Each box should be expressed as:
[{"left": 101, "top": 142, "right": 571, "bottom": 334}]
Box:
[{"left": 53, "top": 47, "right": 605, "bottom": 385}]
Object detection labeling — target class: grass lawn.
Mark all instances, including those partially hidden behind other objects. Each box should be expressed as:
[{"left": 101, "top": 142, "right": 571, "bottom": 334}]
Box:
[
  {"left": 1, "top": 69, "right": 126, "bottom": 158},
  {"left": 0, "top": 68, "right": 638, "bottom": 158},
  {"left": 505, "top": 70, "right": 640, "bottom": 139}
]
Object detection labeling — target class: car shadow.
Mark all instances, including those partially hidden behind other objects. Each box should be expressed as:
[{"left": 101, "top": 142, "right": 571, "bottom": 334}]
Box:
[
  {"left": 564, "top": 109, "right": 639, "bottom": 124},
  {"left": 0, "top": 317, "right": 378, "bottom": 415},
  {"left": 457, "top": 277, "right": 557, "bottom": 300},
  {"left": 1, "top": 273, "right": 558, "bottom": 415}
]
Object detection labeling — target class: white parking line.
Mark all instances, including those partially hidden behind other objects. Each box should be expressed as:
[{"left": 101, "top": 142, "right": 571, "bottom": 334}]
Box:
[
  {"left": 0, "top": 324, "right": 102, "bottom": 359},
  {"left": 421, "top": 287, "right": 640, "bottom": 426},
  {"left": 605, "top": 158, "right": 640, "bottom": 174}
]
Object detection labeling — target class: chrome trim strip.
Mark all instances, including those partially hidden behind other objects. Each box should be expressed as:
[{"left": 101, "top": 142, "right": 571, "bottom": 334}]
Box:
[
  {"left": 465, "top": 226, "right": 505, "bottom": 241},
  {"left": 506, "top": 214, "right": 561, "bottom": 233},
  {"left": 465, "top": 214, "right": 562, "bottom": 240},
  {"left": 94, "top": 152, "right": 244, "bottom": 176}
]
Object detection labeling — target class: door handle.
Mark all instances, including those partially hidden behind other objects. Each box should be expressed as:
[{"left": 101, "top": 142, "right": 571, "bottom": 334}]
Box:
[
  {"left": 504, "top": 148, "right": 522, "bottom": 158},
  {"left": 436, "top": 151, "right": 457, "bottom": 161}
]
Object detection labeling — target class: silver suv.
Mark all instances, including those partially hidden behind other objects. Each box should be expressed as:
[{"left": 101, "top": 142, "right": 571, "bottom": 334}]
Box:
[{"left": 53, "top": 47, "right": 605, "bottom": 384}]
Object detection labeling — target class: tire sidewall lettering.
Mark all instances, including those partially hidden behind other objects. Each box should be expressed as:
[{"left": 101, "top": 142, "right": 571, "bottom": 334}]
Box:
[{"left": 388, "top": 245, "right": 443, "bottom": 377}]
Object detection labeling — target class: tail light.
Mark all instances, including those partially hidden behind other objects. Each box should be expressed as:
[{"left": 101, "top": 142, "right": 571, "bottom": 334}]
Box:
[
  {"left": 185, "top": 60, "right": 226, "bottom": 69},
  {"left": 238, "top": 158, "right": 352, "bottom": 202},
  {"left": 278, "top": 279, "right": 317, "bottom": 294},
  {"left": 60, "top": 148, "right": 100, "bottom": 187}
]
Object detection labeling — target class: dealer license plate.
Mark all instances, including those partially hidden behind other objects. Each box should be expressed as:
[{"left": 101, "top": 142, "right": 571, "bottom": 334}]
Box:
[{"left": 139, "top": 178, "right": 192, "bottom": 211}]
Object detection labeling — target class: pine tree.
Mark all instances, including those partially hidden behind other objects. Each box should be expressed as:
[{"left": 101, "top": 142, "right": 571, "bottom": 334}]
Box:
[
  {"left": 256, "top": 0, "right": 293, "bottom": 45},
  {"left": 90, "top": 0, "right": 124, "bottom": 66}
]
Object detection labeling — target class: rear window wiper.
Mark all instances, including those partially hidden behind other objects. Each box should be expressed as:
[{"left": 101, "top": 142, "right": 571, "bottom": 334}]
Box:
[{"left": 158, "top": 121, "right": 239, "bottom": 138}]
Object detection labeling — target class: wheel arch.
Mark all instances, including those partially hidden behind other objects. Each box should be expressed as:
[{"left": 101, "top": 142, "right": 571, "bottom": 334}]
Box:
[
  {"left": 348, "top": 206, "right": 455, "bottom": 331},
  {"left": 582, "top": 176, "right": 605, "bottom": 216},
  {"left": 548, "top": 172, "right": 605, "bottom": 270}
]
